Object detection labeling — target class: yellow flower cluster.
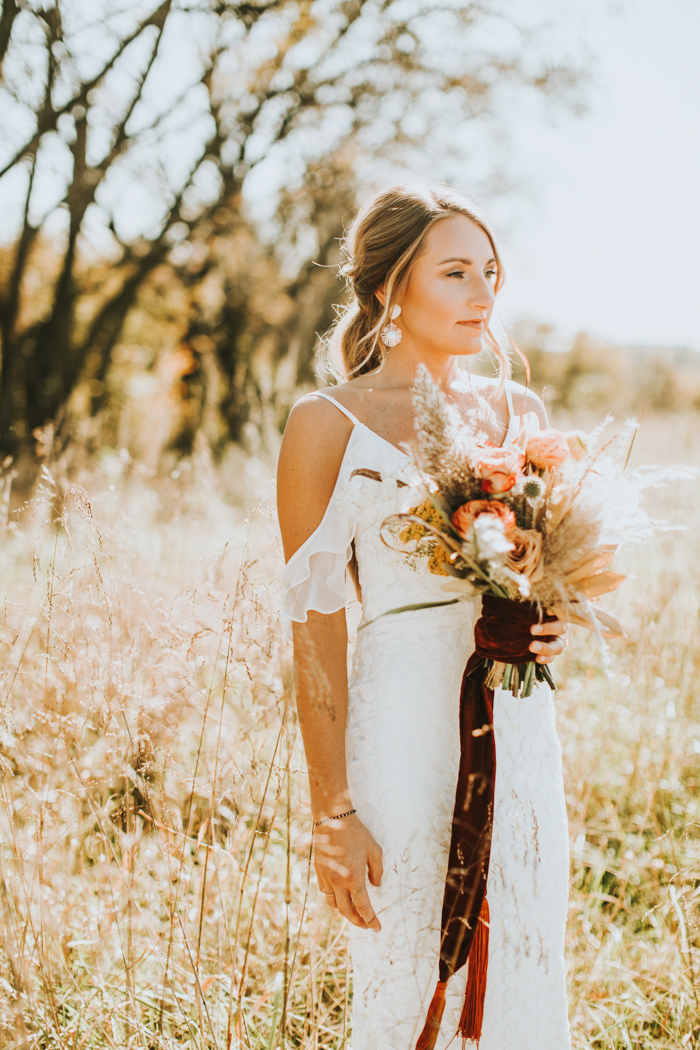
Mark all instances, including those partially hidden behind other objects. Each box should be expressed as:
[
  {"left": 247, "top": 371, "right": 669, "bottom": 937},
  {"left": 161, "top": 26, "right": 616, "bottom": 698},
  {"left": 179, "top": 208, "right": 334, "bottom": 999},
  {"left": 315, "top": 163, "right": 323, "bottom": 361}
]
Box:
[
  {"left": 428, "top": 545, "right": 450, "bottom": 576},
  {"left": 399, "top": 499, "right": 451, "bottom": 577},
  {"left": 398, "top": 499, "right": 444, "bottom": 544}
]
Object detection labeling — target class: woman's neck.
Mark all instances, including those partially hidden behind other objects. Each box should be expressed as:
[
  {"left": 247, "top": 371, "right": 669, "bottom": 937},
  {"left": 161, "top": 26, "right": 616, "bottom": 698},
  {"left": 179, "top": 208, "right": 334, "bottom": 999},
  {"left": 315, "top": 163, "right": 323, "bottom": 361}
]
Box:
[{"left": 369, "top": 340, "right": 471, "bottom": 393}]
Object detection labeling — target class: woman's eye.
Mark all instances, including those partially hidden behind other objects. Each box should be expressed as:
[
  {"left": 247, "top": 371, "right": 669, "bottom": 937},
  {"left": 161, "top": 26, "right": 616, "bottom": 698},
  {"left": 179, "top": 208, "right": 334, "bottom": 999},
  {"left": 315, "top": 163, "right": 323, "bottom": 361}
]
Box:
[
  {"left": 446, "top": 270, "right": 464, "bottom": 279},
  {"left": 485, "top": 268, "right": 498, "bottom": 280}
]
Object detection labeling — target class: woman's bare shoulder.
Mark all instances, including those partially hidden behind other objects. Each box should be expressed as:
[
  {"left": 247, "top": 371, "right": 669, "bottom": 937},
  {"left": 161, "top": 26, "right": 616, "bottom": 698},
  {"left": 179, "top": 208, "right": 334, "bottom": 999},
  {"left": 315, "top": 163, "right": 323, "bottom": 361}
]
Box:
[
  {"left": 507, "top": 381, "right": 548, "bottom": 426},
  {"left": 281, "top": 390, "right": 354, "bottom": 458},
  {"left": 277, "top": 392, "right": 355, "bottom": 559},
  {"left": 473, "top": 374, "right": 548, "bottom": 427}
]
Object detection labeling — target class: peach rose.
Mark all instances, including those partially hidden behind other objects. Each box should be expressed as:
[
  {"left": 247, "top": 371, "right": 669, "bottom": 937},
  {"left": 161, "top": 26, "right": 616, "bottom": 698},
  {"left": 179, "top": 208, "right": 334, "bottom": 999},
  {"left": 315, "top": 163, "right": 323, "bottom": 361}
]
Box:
[
  {"left": 506, "top": 527, "right": 543, "bottom": 579},
  {"left": 452, "top": 499, "right": 516, "bottom": 539},
  {"left": 473, "top": 446, "right": 526, "bottom": 494},
  {"left": 526, "top": 428, "right": 570, "bottom": 470}
]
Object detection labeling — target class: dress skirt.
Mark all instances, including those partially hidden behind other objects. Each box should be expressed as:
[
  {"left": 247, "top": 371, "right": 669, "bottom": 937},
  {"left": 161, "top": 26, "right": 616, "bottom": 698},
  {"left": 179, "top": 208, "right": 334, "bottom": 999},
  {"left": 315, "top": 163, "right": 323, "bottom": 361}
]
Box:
[{"left": 346, "top": 609, "right": 571, "bottom": 1050}]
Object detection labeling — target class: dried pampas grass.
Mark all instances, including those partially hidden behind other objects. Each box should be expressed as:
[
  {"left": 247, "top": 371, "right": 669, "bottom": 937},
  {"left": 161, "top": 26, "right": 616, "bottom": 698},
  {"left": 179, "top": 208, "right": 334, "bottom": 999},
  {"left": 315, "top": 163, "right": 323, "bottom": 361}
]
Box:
[
  {"left": 530, "top": 506, "right": 604, "bottom": 607},
  {"left": 410, "top": 364, "right": 483, "bottom": 508}
]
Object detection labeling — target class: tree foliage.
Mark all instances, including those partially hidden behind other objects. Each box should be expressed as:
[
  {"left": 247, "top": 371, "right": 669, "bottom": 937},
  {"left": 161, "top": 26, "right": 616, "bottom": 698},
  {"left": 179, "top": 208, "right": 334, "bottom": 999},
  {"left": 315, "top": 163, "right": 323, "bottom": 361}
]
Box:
[{"left": 0, "top": 0, "right": 581, "bottom": 459}]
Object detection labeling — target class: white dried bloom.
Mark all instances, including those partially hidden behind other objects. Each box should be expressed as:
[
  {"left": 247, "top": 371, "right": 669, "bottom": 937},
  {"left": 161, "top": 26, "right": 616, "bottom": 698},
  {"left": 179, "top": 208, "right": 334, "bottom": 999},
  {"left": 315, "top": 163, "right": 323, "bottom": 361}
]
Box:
[
  {"left": 489, "top": 561, "right": 529, "bottom": 599},
  {"left": 471, "top": 514, "right": 513, "bottom": 561},
  {"left": 515, "top": 472, "right": 546, "bottom": 506}
]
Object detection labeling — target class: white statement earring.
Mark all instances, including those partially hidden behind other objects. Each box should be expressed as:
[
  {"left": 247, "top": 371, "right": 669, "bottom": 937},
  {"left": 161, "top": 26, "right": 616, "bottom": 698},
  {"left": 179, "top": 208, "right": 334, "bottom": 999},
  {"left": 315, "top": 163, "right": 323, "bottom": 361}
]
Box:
[{"left": 380, "top": 304, "right": 402, "bottom": 347}]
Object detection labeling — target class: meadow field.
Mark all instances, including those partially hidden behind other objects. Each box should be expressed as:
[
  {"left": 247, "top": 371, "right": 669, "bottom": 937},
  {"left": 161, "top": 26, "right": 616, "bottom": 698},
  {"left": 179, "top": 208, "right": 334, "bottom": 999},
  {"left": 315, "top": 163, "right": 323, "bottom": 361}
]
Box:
[{"left": 0, "top": 412, "right": 698, "bottom": 1050}]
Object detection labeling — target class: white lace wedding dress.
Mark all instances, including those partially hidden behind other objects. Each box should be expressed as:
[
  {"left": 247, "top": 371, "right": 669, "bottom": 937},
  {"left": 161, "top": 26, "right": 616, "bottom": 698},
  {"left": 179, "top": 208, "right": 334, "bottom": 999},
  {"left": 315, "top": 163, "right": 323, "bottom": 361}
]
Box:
[{"left": 281, "top": 390, "right": 572, "bottom": 1050}]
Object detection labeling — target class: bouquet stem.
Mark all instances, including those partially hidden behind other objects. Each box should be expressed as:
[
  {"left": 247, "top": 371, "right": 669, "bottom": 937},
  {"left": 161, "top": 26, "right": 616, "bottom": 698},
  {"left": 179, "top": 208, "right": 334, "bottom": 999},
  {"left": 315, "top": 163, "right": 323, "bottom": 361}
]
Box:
[
  {"left": 484, "top": 661, "right": 506, "bottom": 690},
  {"left": 482, "top": 658, "right": 555, "bottom": 698}
]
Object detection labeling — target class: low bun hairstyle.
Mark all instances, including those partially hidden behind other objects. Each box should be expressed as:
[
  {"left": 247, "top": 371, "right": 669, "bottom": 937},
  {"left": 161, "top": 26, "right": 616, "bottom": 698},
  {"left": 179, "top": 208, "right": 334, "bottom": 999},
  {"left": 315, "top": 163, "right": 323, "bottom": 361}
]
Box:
[{"left": 325, "top": 184, "right": 512, "bottom": 392}]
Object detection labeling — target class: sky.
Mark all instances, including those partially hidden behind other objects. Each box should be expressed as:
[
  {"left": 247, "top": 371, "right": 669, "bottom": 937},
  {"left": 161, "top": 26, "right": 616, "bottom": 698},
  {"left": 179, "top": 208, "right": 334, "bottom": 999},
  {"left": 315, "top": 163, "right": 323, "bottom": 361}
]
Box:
[{"left": 493, "top": 0, "right": 700, "bottom": 350}]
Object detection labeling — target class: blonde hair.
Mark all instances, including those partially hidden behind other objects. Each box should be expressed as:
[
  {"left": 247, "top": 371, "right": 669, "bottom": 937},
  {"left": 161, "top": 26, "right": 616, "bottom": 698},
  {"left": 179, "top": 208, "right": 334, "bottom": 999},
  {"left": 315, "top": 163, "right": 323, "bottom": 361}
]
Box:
[{"left": 326, "top": 184, "right": 513, "bottom": 392}]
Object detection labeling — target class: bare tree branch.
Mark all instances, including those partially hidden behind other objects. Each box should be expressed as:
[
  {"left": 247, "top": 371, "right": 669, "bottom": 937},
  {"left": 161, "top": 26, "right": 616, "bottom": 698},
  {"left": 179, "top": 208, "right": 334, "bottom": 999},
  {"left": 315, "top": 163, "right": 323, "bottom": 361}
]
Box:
[
  {"left": 0, "top": 0, "right": 172, "bottom": 179},
  {"left": 0, "top": 0, "right": 19, "bottom": 73},
  {"left": 0, "top": 154, "right": 38, "bottom": 331},
  {"left": 1, "top": 6, "right": 62, "bottom": 335},
  {"left": 48, "top": 4, "right": 171, "bottom": 320}
]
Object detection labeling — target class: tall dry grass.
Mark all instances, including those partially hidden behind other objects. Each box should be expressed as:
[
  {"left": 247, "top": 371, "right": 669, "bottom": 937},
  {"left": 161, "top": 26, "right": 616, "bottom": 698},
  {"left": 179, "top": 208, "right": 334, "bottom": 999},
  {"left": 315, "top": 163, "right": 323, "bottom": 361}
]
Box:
[{"left": 0, "top": 415, "right": 697, "bottom": 1049}]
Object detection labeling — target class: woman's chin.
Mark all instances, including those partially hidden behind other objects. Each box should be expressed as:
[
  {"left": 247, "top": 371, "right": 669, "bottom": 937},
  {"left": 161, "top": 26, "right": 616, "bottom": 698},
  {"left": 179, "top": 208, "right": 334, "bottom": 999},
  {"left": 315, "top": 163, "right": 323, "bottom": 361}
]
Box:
[
  {"left": 439, "top": 342, "right": 482, "bottom": 360},
  {"left": 455, "top": 338, "right": 483, "bottom": 357},
  {"left": 425, "top": 335, "right": 484, "bottom": 359}
]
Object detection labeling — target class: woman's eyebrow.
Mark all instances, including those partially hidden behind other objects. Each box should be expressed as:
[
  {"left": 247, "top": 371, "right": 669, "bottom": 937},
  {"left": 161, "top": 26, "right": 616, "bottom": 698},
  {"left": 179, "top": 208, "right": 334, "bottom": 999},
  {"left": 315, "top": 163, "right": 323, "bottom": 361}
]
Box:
[{"left": 438, "top": 256, "right": 497, "bottom": 266}]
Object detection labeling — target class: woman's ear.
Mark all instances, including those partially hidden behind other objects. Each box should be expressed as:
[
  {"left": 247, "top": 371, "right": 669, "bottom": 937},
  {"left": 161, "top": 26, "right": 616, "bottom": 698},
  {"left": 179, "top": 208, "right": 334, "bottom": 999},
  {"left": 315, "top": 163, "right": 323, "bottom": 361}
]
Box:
[{"left": 375, "top": 285, "right": 386, "bottom": 308}]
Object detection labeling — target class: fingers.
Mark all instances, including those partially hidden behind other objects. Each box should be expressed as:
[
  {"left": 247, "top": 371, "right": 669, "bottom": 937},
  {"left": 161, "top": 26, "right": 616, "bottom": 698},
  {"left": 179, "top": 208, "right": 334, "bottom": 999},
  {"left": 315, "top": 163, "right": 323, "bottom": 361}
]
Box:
[
  {"left": 530, "top": 618, "right": 567, "bottom": 664},
  {"left": 367, "top": 844, "right": 384, "bottom": 888},
  {"left": 530, "top": 619, "right": 567, "bottom": 637},
  {"left": 351, "top": 885, "right": 381, "bottom": 932},
  {"left": 315, "top": 865, "right": 334, "bottom": 895},
  {"left": 333, "top": 882, "right": 381, "bottom": 932},
  {"left": 316, "top": 872, "right": 337, "bottom": 909},
  {"left": 313, "top": 820, "right": 382, "bottom": 931},
  {"left": 317, "top": 867, "right": 381, "bottom": 931},
  {"left": 529, "top": 638, "right": 564, "bottom": 663},
  {"left": 333, "top": 886, "right": 369, "bottom": 929}
]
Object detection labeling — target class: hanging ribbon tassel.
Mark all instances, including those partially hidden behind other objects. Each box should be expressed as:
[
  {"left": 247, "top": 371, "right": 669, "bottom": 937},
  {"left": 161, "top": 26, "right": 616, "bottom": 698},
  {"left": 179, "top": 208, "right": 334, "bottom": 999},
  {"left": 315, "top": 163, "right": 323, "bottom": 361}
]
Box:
[
  {"left": 415, "top": 981, "right": 447, "bottom": 1050},
  {"left": 458, "top": 896, "right": 490, "bottom": 1044},
  {"left": 414, "top": 597, "right": 557, "bottom": 1050},
  {"left": 413, "top": 898, "right": 490, "bottom": 1050}
]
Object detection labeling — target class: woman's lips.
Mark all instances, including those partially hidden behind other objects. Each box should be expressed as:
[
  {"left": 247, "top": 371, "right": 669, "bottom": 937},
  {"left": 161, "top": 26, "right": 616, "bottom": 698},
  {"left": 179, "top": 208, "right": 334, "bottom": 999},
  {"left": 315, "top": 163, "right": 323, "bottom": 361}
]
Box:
[{"left": 458, "top": 319, "right": 485, "bottom": 329}]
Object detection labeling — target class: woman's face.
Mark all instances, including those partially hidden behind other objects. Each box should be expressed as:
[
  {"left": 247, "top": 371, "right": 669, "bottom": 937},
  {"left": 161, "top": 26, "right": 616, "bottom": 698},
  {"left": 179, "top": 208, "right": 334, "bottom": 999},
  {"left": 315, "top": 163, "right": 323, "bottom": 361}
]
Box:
[{"left": 392, "top": 214, "right": 498, "bottom": 358}]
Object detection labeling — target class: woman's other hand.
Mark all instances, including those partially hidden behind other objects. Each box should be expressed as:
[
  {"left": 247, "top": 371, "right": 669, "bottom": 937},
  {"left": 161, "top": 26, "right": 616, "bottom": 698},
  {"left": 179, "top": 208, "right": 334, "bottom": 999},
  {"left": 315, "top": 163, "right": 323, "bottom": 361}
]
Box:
[
  {"left": 314, "top": 815, "right": 383, "bottom": 932},
  {"left": 529, "top": 615, "right": 567, "bottom": 664}
]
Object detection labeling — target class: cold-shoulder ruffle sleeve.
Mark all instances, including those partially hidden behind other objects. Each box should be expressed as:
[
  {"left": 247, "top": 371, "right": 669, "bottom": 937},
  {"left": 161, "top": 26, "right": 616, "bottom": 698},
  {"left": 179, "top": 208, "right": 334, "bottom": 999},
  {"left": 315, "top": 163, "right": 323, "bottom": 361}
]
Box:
[
  {"left": 280, "top": 426, "right": 410, "bottom": 639},
  {"left": 280, "top": 487, "right": 355, "bottom": 639}
]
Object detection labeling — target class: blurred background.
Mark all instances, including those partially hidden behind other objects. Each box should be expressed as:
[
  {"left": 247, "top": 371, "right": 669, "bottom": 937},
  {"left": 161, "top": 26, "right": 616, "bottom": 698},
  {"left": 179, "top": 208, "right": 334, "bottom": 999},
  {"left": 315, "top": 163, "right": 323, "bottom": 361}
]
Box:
[
  {"left": 1, "top": 2, "right": 699, "bottom": 1048},
  {"left": 1, "top": 0, "right": 699, "bottom": 481}
]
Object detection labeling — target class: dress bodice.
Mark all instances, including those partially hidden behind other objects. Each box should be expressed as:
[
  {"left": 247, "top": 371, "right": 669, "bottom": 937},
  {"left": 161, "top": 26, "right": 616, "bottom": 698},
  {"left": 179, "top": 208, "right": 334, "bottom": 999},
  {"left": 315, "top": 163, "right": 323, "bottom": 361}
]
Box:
[{"left": 280, "top": 387, "right": 539, "bottom": 637}]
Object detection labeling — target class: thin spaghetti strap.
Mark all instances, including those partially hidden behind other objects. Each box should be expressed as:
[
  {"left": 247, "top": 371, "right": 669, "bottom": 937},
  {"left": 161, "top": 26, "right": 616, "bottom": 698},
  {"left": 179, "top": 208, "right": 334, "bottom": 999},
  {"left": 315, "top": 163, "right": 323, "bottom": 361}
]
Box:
[
  {"left": 311, "top": 391, "right": 361, "bottom": 428},
  {"left": 504, "top": 381, "right": 515, "bottom": 421}
]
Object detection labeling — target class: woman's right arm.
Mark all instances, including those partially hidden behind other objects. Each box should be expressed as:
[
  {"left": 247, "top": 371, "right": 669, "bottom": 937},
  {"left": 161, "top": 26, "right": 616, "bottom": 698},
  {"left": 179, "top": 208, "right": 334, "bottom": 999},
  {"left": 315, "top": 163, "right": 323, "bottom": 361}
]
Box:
[{"left": 277, "top": 398, "right": 383, "bottom": 933}]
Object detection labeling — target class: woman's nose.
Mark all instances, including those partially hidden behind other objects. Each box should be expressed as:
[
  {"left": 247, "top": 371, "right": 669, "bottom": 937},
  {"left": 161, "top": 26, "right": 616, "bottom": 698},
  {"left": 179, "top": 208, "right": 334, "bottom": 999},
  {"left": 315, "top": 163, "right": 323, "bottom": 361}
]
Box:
[{"left": 467, "top": 274, "right": 495, "bottom": 311}]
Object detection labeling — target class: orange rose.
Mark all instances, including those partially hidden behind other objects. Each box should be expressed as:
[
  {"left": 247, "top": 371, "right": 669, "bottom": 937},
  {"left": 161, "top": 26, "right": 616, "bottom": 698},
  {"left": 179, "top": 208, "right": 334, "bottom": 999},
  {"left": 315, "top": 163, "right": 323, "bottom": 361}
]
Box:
[
  {"left": 526, "top": 429, "right": 570, "bottom": 470},
  {"left": 473, "top": 446, "right": 525, "bottom": 494},
  {"left": 452, "top": 499, "right": 516, "bottom": 539},
  {"left": 506, "top": 527, "right": 543, "bottom": 579}
]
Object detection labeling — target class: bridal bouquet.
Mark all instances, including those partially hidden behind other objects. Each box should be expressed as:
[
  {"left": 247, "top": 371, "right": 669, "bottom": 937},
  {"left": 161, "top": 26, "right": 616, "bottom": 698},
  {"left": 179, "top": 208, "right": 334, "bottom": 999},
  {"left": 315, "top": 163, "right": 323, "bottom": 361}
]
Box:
[{"left": 378, "top": 366, "right": 660, "bottom": 697}]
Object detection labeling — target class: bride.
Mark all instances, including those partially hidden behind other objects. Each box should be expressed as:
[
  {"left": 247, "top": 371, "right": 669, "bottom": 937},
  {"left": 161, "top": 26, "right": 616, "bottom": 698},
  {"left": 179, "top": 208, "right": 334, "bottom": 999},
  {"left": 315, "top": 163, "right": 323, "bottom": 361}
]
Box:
[{"left": 277, "top": 184, "right": 571, "bottom": 1049}]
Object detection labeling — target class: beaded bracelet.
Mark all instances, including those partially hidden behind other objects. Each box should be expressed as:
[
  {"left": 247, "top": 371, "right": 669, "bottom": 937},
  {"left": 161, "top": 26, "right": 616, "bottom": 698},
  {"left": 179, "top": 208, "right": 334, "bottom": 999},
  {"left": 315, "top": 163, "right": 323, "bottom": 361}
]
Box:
[{"left": 313, "top": 809, "right": 357, "bottom": 830}]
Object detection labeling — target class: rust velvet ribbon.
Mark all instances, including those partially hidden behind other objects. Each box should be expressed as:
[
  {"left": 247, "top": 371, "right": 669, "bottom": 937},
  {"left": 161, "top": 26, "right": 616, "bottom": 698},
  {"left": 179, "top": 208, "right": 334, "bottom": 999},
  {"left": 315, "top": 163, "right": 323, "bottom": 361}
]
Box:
[{"left": 415, "top": 594, "right": 557, "bottom": 1050}]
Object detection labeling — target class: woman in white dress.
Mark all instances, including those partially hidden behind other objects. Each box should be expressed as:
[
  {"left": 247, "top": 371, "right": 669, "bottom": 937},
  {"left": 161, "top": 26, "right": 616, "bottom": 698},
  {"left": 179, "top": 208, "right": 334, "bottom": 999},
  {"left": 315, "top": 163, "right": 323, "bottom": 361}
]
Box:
[{"left": 277, "top": 185, "right": 571, "bottom": 1049}]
